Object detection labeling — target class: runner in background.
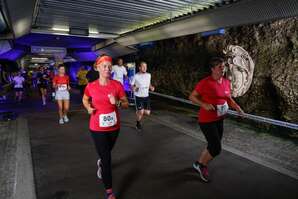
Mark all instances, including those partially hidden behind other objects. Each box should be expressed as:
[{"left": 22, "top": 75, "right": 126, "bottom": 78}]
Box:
[
  {"left": 53, "top": 65, "right": 71, "bottom": 124},
  {"left": 86, "top": 63, "right": 99, "bottom": 83},
  {"left": 37, "top": 66, "right": 50, "bottom": 106},
  {"left": 131, "top": 61, "right": 155, "bottom": 131},
  {"left": 12, "top": 72, "right": 25, "bottom": 103},
  {"left": 111, "top": 58, "right": 127, "bottom": 85},
  {"left": 76, "top": 66, "right": 88, "bottom": 96}
]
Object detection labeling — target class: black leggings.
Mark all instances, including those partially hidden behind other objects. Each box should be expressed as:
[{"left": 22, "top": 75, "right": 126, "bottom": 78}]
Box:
[
  {"left": 199, "top": 119, "right": 224, "bottom": 158},
  {"left": 90, "top": 129, "right": 119, "bottom": 190}
]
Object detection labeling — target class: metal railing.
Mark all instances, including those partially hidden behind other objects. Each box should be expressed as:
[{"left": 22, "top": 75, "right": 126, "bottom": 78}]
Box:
[{"left": 150, "top": 91, "right": 298, "bottom": 130}]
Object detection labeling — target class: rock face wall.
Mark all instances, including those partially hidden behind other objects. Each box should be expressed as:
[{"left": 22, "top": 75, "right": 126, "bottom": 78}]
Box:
[{"left": 135, "top": 17, "right": 298, "bottom": 123}]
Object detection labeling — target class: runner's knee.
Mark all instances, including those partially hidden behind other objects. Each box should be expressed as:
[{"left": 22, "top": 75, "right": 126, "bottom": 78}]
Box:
[
  {"left": 207, "top": 142, "right": 222, "bottom": 157},
  {"left": 138, "top": 109, "right": 144, "bottom": 115}
]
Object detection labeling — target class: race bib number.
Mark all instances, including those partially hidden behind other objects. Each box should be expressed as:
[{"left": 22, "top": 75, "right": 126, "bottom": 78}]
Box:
[
  {"left": 140, "top": 86, "right": 149, "bottom": 90},
  {"left": 99, "top": 111, "right": 117, "bottom": 127},
  {"left": 217, "top": 102, "right": 229, "bottom": 117},
  {"left": 58, "top": 84, "right": 67, "bottom": 91},
  {"left": 15, "top": 84, "right": 23, "bottom": 88}
]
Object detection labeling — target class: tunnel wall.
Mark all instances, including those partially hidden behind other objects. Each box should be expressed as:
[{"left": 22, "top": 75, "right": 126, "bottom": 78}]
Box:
[{"left": 134, "top": 17, "right": 298, "bottom": 123}]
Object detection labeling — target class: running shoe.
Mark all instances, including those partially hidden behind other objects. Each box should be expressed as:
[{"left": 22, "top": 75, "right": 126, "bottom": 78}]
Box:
[
  {"left": 193, "top": 162, "right": 210, "bottom": 182},
  {"left": 59, "top": 118, "right": 64, "bottom": 125},
  {"left": 105, "top": 193, "right": 116, "bottom": 199},
  {"left": 97, "top": 159, "right": 102, "bottom": 179},
  {"left": 63, "top": 115, "right": 69, "bottom": 123}
]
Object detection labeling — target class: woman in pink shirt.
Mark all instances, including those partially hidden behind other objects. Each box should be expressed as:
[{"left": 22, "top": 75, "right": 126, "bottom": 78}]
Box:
[
  {"left": 82, "top": 55, "right": 128, "bottom": 199},
  {"left": 189, "top": 57, "right": 244, "bottom": 183}
]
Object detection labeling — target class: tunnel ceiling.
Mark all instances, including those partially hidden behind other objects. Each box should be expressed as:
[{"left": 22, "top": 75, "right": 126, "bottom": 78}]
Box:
[
  {"left": 13, "top": 33, "right": 103, "bottom": 61},
  {"left": 2, "top": 0, "right": 297, "bottom": 61},
  {"left": 33, "top": 0, "right": 238, "bottom": 35},
  {"left": 15, "top": 33, "right": 103, "bottom": 49}
]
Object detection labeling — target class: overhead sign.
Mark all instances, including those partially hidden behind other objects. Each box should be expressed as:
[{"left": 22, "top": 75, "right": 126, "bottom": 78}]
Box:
[{"left": 31, "top": 46, "right": 66, "bottom": 55}]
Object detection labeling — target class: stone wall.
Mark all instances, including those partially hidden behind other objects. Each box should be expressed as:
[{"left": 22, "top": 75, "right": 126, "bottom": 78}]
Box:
[{"left": 134, "top": 17, "right": 298, "bottom": 123}]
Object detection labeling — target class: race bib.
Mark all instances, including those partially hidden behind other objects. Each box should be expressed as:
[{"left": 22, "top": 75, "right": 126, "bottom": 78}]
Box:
[
  {"left": 217, "top": 102, "right": 229, "bottom": 117},
  {"left": 15, "top": 84, "right": 23, "bottom": 88},
  {"left": 99, "top": 111, "right": 117, "bottom": 127},
  {"left": 140, "top": 86, "right": 149, "bottom": 90},
  {"left": 58, "top": 84, "right": 67, "bottom": 91}
]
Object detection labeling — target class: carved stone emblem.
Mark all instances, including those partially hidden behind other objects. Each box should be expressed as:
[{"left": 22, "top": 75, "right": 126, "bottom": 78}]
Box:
[{"left": 223, "top": 45, "right": 255, "bottom": 97}]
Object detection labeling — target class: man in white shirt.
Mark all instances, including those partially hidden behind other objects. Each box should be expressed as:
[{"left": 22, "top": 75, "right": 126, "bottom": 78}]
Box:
[
  {"left": 12, "top": 72, "right": 25, "bottom": 102},
  {"left": 112, "top": 58, "right": 127, "bottom": 85},
  {"left": 131, "top": 61, "right": 155, "bottom": 131}
]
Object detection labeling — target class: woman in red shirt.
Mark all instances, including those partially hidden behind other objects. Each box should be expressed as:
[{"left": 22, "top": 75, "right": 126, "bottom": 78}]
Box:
[
  {"left": 52, "top": 65, "right": 71, "bottom": 124},
  {"left": 82, "top": 56, "right": 128, "bottom": 199},
  {"left": 189, "top": 57, "right": 244, "bottom": 183}
]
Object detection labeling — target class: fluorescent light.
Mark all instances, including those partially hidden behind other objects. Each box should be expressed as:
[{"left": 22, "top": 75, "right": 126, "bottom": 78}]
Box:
[
  {"left": 88, "top": 33, "right": 119, "bottom": 39},
  {"left": 89, "top": 30, "right": 99, "bottom": 34},
  {"left": 31, "top": 57, "right": 48, "bottom": 60},
  {"left": 89, "top": 27, "right": 99, "bottom": 34},
  {"left": 52, "top": 27, "right": 69, "bottom": 32},
  {"left": 31, "top": 28, "right": 119, "bottom": 39}
]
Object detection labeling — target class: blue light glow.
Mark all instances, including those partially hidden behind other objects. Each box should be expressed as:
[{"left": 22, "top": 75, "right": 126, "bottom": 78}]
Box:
[
  {"left": 201, "top": 28, "right": 225, "bottom": 37},
  {"left": 0, "top": 49, "right": 25, "bottom": 61}
]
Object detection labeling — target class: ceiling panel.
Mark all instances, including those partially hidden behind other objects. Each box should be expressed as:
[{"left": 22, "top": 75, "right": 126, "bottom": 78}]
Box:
[{"left": 34, "top": 0, "right": 236, "bottom": 35}]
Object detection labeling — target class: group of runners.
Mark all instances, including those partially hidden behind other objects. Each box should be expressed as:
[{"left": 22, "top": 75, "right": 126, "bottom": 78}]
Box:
[
  {"left": 79, "top": 55, "right": 244, "bottom": 199},
  {"left": 11, "top": 66, "right": 54, "bottom": 104},
  {"left": 11, "top": 54, "right": 244, "bottom": 199},
  {"left": 9, "top": 64, "right": 71, "bottom": 124}
]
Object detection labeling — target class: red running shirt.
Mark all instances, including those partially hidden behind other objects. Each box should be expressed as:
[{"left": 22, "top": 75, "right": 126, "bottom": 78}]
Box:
[
  {"left": 84, "top": 80, "right": 126, "bottom": 132},
  {"left": 53, "top": 75, "right": 69, "bottom": 85},
  {"left": 195, "top": 76, "right": 231, "bottom": 123}
]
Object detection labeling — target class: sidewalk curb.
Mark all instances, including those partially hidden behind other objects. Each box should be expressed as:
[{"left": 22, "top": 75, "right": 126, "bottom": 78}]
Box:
[{"left": 14, "top": 118, "right": 37, "bottom": 199}]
